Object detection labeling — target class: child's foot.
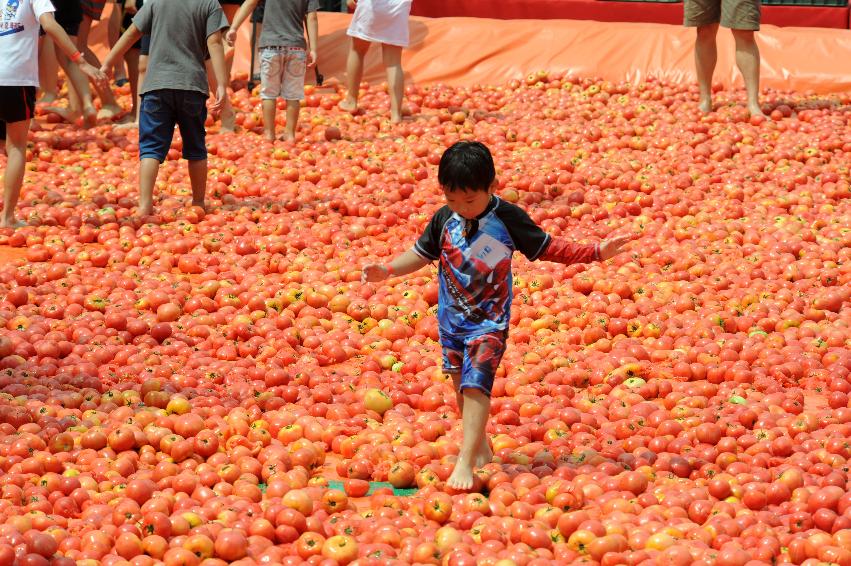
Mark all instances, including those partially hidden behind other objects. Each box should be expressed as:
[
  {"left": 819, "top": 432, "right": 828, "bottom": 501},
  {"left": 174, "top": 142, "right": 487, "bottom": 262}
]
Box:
[
  {"left": 748, "top": 104, "right": 767, "bottom": 119},
  {"left": 473, "top": 441, "right": 493, "bottom": 469},
  {"left": 278, "top": 132, "right": 295, "bottom": 142},
  {"left": 698, "top": 97, "right": 713, "bottom": 114},
  {"left": 43, "top": 105, "right": 81, "bottom": 123},
  {"left": 221, "top": 108, "right": 236, "bottom": 133},
  {"left": 446, "top": 458, "right": 475, "bottom": 491},
  {"left": 190, "top": 200, "right": 206, "bottom": 211},
  {"left": 0, "top": 218, "right": 26, "bottom": 229},
  {"left": 339, "top": 98, "right": 358, "bottom": 113},
  {"left": 83, "top": 106, "right": 98, "bottom": 128},
  {"left": 40, "top": 94, "right": 57, "bottom": 104},
  {"left": 114, "top": 118, "right": 138, "bottom": 129},
  {"left": 98, "top": 104, "right": 123, "bottom": 121}
]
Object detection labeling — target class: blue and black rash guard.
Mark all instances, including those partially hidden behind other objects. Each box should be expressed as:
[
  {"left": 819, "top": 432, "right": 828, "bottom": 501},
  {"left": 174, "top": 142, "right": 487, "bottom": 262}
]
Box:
[{"left": 413, "top": 196, "right": 600, "bottom": 338}]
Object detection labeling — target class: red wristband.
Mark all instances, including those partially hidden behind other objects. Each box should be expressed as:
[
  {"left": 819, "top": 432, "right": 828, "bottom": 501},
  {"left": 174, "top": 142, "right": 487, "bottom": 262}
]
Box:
[
  {"left": 70, "top": 51, "right": 83, "bottom": 64},
  {"left": 385, "top": 264, "right": 394, "bottom": 276}
]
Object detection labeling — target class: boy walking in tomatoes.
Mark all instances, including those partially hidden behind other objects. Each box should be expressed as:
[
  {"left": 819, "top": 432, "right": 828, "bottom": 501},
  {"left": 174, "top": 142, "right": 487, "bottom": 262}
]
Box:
[
  {"left": 362, "top": 141, "right": 635, "bottom": 490},
  {"left": 226, "top": 0, "right": 319, "bottom": 141},
  {"left": 100, "top": 0, "right": 230, "bottom": 217}
]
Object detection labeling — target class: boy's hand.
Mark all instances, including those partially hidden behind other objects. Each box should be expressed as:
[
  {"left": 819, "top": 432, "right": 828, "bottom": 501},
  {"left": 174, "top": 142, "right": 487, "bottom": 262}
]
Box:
[
  {"left": 82, "top": 63, "right": 108, "bottom": 88},
  {"left": 362, "top": 264, "right": 390, "bottom": 283},
  {"left": 210, "top": 86, "right": 227, "bottom": 118},
  {"left": 225, "top": 28, "right": 238, "bottom": 47},
  {"left": 347, "top": 0, "right": 357, "bottom": 9},
  {"left": 599, "top": 233, "right": 638, "bottom": 261},
  {"left": 124, "top": 0, "right": 138, "bottom": 15},
  {"left": 307, "top": 50, "right": 318, "bottom": 68}
]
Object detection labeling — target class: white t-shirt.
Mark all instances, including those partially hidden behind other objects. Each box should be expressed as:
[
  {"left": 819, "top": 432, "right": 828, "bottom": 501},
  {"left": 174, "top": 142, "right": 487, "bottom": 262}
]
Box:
[{"left": 0, "top": 0, "right": 56, "bottom": 87}]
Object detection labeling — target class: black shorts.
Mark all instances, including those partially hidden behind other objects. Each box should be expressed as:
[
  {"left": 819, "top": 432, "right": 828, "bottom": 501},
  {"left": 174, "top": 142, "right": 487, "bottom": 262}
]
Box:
[
  {"left": 39, "top": 0, "right": 83, "bottom": 37},
  {"left": 122, "top": 0, "right": 143, "bottom": 49},
  {"left": 251, "top": 0, "right": 264, "bottom": 23},
  {"left": 0, "top": 87, "right": 37, "bottom": 126}
]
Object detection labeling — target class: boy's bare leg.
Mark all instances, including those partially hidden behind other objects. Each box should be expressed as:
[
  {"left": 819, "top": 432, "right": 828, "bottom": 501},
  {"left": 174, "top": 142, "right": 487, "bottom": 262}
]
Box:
[
  {"left": 731, "top": 29, "right": 765, "bottom": 117},
  {"left": 45, "top": 50, "right": 98, "bottom": 127},
  {"left": 281, "top": 99, "right": 299, "bottom": 141},
  {"left": 450, "top": 371, "right": 491, "bottom": 463},
  {"left": 187, "top": 160, "right": 207, "bottom": 210},
  {"left": 77, "top": 17, "right": 123, "bottom": 119},
  {"left": 447, "top": 389, "right": 491, "bottom": 491},
  {"left": 207, "top": 60, "right": 235, "bottom": 132},
  {"left": 450, "top": 372, "right": 463, "bottom": 415},
  {"left": 39, "top": 37, "right": 59, "bottom": 103},
  {"left": 381, "top": 43, "right": 404, "bottom": 123},
  {"left": 694, "top": 23, "right": 718, "bottom": 114},
  {"left": 340, "top": 37, "right": 370, "bottom": 112},
  {"left": 1, "top": 120, "right": 30, "bottom": 228},
  {"left": 115, "top": 49, "right": 140, "bottom": 126},
  {"left": 138, "top": 158, "right": 160, "bottom": 217},
  {"left": 108, "top": 5, "right": 127, "bottom": 83},
  {"left": 261, "top": 99, "right": 276, "bottom": 141}
]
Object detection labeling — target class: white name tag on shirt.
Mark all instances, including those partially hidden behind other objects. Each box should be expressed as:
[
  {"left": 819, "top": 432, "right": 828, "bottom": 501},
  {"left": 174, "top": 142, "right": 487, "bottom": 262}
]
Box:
[{"left": 466, "top": 233, "right": 511, "bottom": 270}]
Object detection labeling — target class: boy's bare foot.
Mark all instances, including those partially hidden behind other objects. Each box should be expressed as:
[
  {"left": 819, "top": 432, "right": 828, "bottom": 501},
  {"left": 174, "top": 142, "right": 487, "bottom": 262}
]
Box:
[
  {"left": 473, "top": 440, "right": 493, "bottom": 469},
  {"left": 339, "top": 98, "right": 358, "bottom": 113},
  {"left": 98, "top": 104, "right": 123, "bottom": 121},
  {"left": 0, "top": 218, "right": 26, "bottom": 229},
  {"left": 114, "top": 120, "right": 138, "bottom": 131},
  {"left": 698, "top": 97, "right": 713, "bottom": 114},
  {"left": 446, "top": 458, "right": 475, "bottom": 491},
  {"left": 264, "top": 132, "right": 276, "bottom": 142},
  {"left": 191, "top": 200, "right": 206, "bottom": 211},
  {"left": 83, "top": 106, "right": 98, "bottom": 128},
  {"left": 40, "top": 94, "right": 57, "bottom": 104},
  {"left": 278, "top": 133, "right": 295, "bottom": 142},
  {"left": 43, "top": 105, "right": 81, "bottom": 123},
  {"left": 748, "top": 104, "right": 767, "bottom": 119}
]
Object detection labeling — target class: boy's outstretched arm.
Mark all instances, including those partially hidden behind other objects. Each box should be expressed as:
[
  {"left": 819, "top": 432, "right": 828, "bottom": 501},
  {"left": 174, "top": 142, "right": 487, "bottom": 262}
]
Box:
[
  {"left": 305, "top": 12, "right": 318, "bottom": 67},
  {"left": 40, "top": 13, "right": 107, "bottom": 85},
  {"left": 207, "top": 31, "right": 229, "bottom": 116},
  {"left": 362, "top": 250, "right": 430, "bottom": 283},
  {"left": 540, "top": 233, "right": 637, "bottom": 264},
  {"left": 225, "top": 0, "right": 261, "bottom": 46},
  {"left": 100, "top": 24, "right": 142, "bottom": 75}
]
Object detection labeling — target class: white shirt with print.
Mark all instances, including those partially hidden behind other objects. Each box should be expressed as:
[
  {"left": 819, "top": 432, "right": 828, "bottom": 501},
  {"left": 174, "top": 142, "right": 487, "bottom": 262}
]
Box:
[{"left": 0, "top": 0, "right": 56, "bottom": 86}]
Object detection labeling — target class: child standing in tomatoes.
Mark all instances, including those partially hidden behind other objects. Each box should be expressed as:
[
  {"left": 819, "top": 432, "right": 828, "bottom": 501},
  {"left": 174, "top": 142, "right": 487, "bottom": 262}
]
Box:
[
  {"left": 99, "top": 0, "right": 230, "bottom": 217},
  {"left": 226, "top": 0, "right": 319, "bottom": 141},
  {"left": 362, "top": 141, "right": 635, "bottom": 490}
]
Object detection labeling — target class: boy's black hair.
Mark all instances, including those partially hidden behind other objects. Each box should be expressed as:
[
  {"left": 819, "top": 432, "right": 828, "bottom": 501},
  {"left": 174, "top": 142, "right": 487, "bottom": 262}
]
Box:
[{"left": 438, "top": 141, "right": 496, "bottom": 192}]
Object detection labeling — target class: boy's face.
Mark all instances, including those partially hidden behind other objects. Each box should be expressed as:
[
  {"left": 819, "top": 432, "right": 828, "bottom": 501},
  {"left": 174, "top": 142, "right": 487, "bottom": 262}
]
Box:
[{"left": 442, "top": 183, "right": 494, "bottom": 220}]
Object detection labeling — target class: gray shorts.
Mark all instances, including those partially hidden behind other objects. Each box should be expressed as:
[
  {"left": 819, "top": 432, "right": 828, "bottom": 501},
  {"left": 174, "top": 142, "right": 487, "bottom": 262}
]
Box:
[
  {"left": 259, "top": 47, "right": 307, "bottom": 101},
  {"left": 684, "top": 0, "right": 761, "bottom": 31}
]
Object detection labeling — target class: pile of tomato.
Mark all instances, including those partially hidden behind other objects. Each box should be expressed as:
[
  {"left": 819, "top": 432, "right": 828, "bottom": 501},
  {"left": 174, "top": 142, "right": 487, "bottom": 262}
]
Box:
[{"left": 0, "top": 71, "right": 849, "bottom": 566}]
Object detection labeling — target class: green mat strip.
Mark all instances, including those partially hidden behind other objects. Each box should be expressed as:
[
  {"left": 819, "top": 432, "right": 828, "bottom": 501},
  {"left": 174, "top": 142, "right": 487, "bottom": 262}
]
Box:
[{"left": 326, "top": 480, "right": 419, "bottom": 497}]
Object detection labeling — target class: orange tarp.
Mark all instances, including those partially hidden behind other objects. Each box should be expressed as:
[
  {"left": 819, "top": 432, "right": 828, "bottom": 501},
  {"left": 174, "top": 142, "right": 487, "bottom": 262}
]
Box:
[{"left": 82, "top": 10, "right": 851, "bottom": 94}]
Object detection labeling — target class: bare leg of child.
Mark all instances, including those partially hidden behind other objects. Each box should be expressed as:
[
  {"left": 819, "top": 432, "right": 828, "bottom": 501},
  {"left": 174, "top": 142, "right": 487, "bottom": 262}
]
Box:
[
  {"left": 281, "top": 99, "right": 299, "bottom": 141},
  {"left": 138, "top": 157, "right": 160, "bottom": 217},
  {"left": 381, "top": 43, "right": 404, "bottom": 123},
  {"left": 340, "top": 38, "right": 370, "bottom": 113},
  {"left": 187, "top": 160, "right": 207, "bottom": 210},
  {"left": 261, "top": 99, "right": 276, "bottom": 141},
  {"left": 39, "top": 37, "right": 59, "bottom": 104},
  {"left": 450, "top": 372, "right": 492, "bottom": 467},
  {"left": 50, "top": 49, "right": 98, "bottom": 127},
  {"left": 1, "top": 120, "right": 30, "bottom": 229},
  {"left": 447, "top": 389, "right": 491, "bottom": 491},
  {"left": 115, "top": 48, "right": 140, "bottom": 126}
]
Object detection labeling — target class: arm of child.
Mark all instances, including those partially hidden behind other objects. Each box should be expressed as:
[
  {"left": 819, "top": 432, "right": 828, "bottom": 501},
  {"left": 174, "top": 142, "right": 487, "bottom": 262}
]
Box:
[
  {"left": 40, "top": 13, "right": 107, "bottom": 85},
  {"left": 124, "top": 0, "right": 138, "bottom": 16},
  {"left": 226, "top": 0, "right": 261, "bottom": 46},
  {"left": 207, "top": 31, "right": 229, "bottom": 116},
  {"left": 305, "top": 12, "right": 318, "bottom": 67},
  {"left": 99, "top": 23, "right": 143, "bottom": 76},
  {"left": 539, "top": 233, "right": 636, "bottom": 263},
  {"left": 362, "top": 250, "right": 430, "bottom": 283}
]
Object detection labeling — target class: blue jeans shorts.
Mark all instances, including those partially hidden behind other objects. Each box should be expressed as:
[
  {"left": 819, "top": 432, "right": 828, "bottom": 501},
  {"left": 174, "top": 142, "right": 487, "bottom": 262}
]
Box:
[
  {"left": 441, "top": 330, "right": 508, "bottom": 397},
  {"left": 139, "top": 89, "right": 207, "bottom": 162}
]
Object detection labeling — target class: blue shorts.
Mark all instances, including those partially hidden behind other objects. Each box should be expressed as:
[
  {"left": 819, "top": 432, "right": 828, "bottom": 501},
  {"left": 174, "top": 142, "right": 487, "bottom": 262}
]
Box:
[
  {"left": 441, "top": 330, "right": 507, "bottom": 397},
  {"left": 139, "top": 89, "right": 207, "bottom": 163}
]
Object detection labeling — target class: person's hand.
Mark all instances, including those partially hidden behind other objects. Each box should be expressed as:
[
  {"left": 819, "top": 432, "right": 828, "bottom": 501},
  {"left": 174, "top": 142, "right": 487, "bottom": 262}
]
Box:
[
  {"left": 362, "top": 264, "right": 390, "bottom": 283},
  {"left": 82, "top": 62, "right": 108, "bottom": 89},
  {"left": 347, "top": 0, "right": 357, "bottom": 9},
  {"left": 124, "top": 0, "right": 138, "bottom": 15},
  {"left": 225, "top": 27, "right": 237, "bottom": 46},
  {"left": 210, "top": 86, "right": 227, "bottom": 118},
  {"left": 599, "top": 233, "right": 638, "bottom": 260},
  {"left": 307, "top": 50, "right": 317, "bottom": 68}
]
